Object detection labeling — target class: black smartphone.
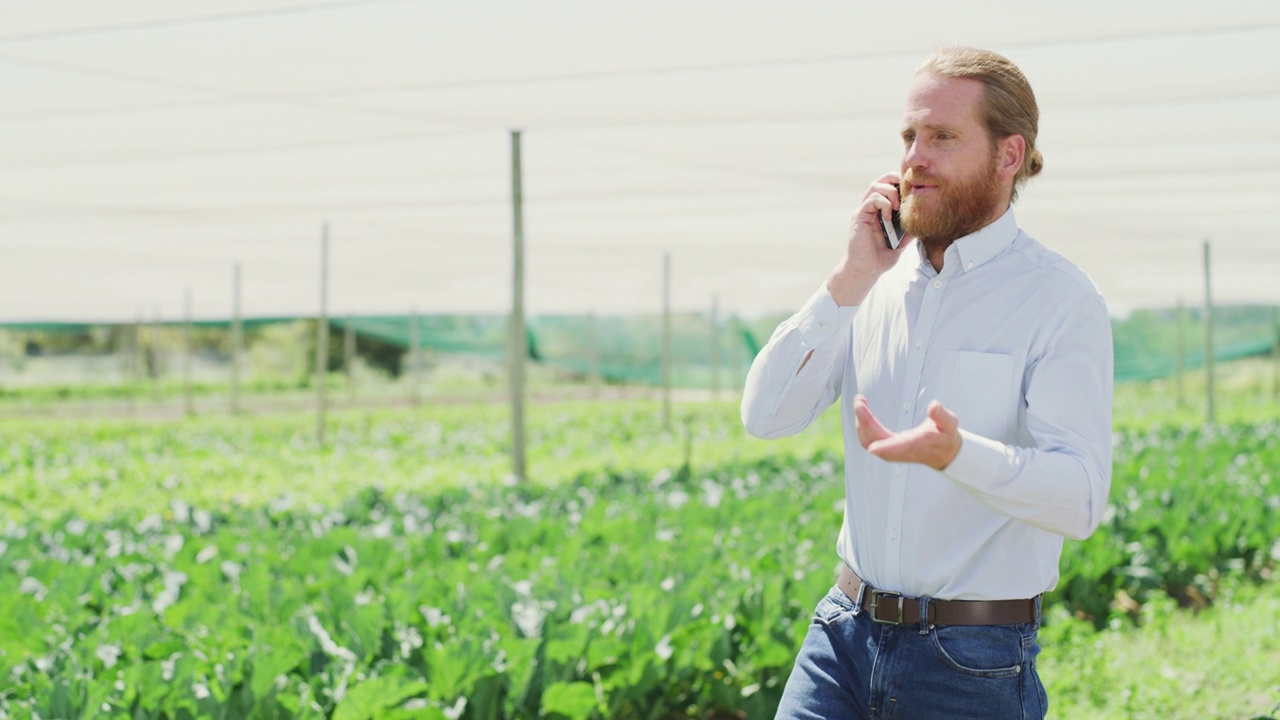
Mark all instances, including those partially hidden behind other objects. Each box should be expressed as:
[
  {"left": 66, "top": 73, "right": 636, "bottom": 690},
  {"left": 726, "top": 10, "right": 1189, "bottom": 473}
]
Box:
[{"left": 881, "top": 184, "right": 904, "bottom": 250}]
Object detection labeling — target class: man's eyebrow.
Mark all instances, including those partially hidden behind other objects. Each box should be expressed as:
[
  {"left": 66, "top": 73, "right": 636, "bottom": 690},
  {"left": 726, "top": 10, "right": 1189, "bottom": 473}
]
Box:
[{"left": 900, "top": 122, "right": 959, "bottom": 135}]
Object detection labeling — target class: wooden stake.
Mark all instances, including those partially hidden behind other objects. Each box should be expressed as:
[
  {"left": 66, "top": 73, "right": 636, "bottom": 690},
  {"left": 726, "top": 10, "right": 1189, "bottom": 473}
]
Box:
[
  {"left": 317, "top": 224, "right": 329, "bottom": 448},
  {"left": 662, "top": 252, "right": 672, "bottom": 430},
  {"left": 231, "top": 263, "right": 242, "bottom": 416},
  {"left": 509, "top": 130, "right": 528, "bottom": 483},
  {"left": 1203, "top": 239, "right": 1214, "bottom": 424}
]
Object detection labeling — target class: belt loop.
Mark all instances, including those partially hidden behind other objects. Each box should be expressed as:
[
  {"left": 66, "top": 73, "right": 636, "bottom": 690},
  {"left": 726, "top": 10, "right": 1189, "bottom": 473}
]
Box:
[
  {"left": 1033, "top": 595, "right": 1043, "bottom": 628},
  {"left": 852, "top": 580, "right": 867, "bottom": 617},
  {"left": 917, "top": 595, "right": 930, "bottom": 636}
]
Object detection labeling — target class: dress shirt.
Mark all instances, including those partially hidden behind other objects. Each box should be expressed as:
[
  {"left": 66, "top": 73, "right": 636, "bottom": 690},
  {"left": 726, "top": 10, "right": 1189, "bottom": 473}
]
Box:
[{"left": 742, "top": 208, "right": 1113, "bottom": 601}]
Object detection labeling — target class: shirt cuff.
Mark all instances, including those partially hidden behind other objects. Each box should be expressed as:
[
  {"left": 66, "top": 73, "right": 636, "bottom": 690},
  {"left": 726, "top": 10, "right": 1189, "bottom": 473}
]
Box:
[
  {"left": 796, "top": 284, "right": 859, "bottom": 349},
  {"left": 942, "top": 429, "right": 1017, "bottom": 492}
]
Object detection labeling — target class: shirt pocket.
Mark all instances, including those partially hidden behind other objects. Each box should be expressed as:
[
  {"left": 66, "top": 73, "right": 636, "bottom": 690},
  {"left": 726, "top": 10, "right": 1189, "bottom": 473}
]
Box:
[{"left": 935, "top": 350, "right": 1015, "bottom": 440}]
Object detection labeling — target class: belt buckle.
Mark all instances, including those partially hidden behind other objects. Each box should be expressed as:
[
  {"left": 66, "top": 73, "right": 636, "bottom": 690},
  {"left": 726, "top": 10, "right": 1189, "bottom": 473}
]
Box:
[{"left": 869, "top": 590, "right": 905, "bottom": 625}]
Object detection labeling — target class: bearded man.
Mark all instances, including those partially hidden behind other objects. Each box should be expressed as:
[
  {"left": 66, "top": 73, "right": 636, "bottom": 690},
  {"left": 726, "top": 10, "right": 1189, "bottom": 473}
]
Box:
[{"left": 742, "top": 46, "right": 1113, "bottom": 719}]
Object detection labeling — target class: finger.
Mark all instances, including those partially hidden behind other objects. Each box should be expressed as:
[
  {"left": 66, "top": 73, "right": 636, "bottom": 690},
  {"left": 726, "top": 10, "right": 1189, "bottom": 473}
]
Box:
[
  {"left": 926, "top": 401, "right": 959, "bottom": 436},
  {"left": 853, "top": 395, "right": 891, "bottom": 448}
]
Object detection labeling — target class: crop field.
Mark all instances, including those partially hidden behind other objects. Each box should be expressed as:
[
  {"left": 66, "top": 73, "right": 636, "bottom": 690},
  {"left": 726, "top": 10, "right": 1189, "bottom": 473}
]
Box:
[{"left": 2, "top": 381, "right": 1279, "bottom": 719}]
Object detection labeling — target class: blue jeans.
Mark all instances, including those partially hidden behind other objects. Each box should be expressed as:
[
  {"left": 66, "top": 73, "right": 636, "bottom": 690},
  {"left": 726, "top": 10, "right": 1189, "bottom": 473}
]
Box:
[{"left": 774, "top": 584, "right": 1047, "bottom": 719}]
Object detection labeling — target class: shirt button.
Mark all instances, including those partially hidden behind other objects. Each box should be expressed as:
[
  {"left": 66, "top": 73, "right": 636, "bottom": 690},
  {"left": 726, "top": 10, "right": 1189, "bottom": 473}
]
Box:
[
  {"left": 819, "top": 323, "right": 829, "bottom": 332},
  {"left": 894, "top": 467, "right": 904, "bottom": 477},
  {"left": 914, "top": 339, "right": 923, "bottom": 349},
  {"left": 933, "top": 279, "right": 943, "bottom": 289},
  {"left": 889, "top": 528, "right": 899, "bottom": 540},
  {"left": 902, "top": 402, "right": 911, "bottom": 413},
  {"left": 966, "top": 261, "right": 974, "bottom": 270}
]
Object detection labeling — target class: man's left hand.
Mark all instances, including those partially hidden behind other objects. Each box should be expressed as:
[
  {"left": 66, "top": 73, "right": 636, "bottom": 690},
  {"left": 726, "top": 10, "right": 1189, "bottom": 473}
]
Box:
[{"left": 853, "top": 395, "right": 962, "bottom": 470}]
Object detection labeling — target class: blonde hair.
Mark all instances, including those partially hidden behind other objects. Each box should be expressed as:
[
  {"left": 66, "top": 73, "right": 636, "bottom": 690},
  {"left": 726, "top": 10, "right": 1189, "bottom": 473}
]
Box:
[{"left": 919, "top": 46, "right": 1043, "bottom": 201}]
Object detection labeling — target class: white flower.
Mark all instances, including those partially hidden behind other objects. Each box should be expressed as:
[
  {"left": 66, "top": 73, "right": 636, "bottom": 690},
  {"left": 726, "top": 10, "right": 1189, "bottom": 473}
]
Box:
[
  {"left": 192, "top": 510, "right": 213, "bottom": 534},
  {"left": 151, "top": 571, "right": 188, "bottom": 615},
  {"left": 655, "top": 634, "right": 673, "bottom": 660},
  {"left": 420, "top": 606, "right": 450, "bottom": 628},
  {"left": 163, "top": 534, "right": 185, "bottom": 558},
  {"left": 666, "top": 490, "right": 690, "bottom": 509},
  {"left": 162, "top": 653, "right": 181, "bottom": 682},
  {"left": 511, "top": 600, "right": 545, "bottom": 638},
  {"left": 19, "top": 577, "right": 47, "bottom": 601},
  {"left": 442, "top": 697, "right": 467, "bottom": 720},
  {"left": 306, "top": 612, "right": 357, "bottom": 662},
  {"left": 220, "top": 562, "right": 242, "bottom": 583},
  {"left": 660, "top": 577, "right": 675, "bottom": 592},
  {"left": 96, "top": 644, "right": 122, "bottom": 669},
  {"left": 193, "top": 682, "right": 210, "bottom": 699},
  {"left": 195, "top": 545, "right": 218, "bottom": 564}
]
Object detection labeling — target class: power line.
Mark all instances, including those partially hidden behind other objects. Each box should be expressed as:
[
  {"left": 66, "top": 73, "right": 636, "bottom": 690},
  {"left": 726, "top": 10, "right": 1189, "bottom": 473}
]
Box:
[
  {"left": 306, "top": 22, "right": 1280, "bottom": 94},
  {"left": 0, "top": 0, "right": 417, "bottom": 44}
]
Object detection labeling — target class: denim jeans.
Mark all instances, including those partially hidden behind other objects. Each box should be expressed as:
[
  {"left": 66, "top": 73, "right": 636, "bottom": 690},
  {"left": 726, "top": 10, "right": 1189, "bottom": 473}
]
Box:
[{"left": 774, "top": 584, "right": 1047, "bottom": 719}]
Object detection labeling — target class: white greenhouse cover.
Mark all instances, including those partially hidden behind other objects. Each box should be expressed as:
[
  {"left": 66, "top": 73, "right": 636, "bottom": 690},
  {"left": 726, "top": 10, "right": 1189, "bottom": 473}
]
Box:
[{"left": 2, "top": 1, "right": 1277, "bottom": 321}]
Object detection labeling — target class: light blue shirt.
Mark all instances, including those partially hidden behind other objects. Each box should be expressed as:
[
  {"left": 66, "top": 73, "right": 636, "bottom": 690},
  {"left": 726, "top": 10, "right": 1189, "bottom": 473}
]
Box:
[{"left": 742, "top": 208, "right": 1113, "bottom": 601}]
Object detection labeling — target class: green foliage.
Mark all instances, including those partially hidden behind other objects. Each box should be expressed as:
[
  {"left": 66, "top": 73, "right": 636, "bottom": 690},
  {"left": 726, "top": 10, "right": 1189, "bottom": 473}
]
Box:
[{"left": 0, "top": 399, "right": 1277, "bottom": 717}]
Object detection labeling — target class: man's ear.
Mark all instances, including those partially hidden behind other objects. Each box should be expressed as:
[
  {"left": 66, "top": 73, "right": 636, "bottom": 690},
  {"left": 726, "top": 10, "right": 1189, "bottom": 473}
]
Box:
[{"left": 997, "top": 134, "right": 1026, "bottom": 182}]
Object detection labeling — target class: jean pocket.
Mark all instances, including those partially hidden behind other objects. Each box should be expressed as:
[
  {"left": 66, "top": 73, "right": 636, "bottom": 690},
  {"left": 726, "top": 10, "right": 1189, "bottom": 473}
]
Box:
[
  {"left": 812, "top": 585, "right": 856, "bottom": 625},
  {"left": 929, "top": 624, "right": 1024, "bottom": 678}
]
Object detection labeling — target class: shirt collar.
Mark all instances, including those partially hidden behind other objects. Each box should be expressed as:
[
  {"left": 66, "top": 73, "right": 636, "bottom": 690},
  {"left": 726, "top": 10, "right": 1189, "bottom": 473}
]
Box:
[{"left": 915, "top": 206, "right": 1019, "bottom": 275}]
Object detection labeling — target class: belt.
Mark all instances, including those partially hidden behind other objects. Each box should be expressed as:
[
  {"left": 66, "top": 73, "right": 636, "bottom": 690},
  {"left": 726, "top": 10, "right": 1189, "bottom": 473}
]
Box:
[{"left": 837, "top": 565, "right": 1038, "bottom": 627}]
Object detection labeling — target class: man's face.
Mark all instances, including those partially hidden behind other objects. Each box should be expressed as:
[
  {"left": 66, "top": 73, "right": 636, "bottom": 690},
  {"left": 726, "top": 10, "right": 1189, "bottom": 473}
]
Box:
[{"left": 898, "top": 73, "right": 1006, "bottom": 249}]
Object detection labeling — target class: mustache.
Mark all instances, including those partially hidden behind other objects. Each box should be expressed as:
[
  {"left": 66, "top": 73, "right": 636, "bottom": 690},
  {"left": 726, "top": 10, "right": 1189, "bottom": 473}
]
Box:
[{"left": 902, "top": 173, "right": 943, "bottom": 192}]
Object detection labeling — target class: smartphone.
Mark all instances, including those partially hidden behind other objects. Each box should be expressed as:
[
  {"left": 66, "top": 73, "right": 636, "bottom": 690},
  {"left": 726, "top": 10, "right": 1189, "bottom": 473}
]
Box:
[{"left": 881, "top": 184, "right": 904, "bottom": 250}]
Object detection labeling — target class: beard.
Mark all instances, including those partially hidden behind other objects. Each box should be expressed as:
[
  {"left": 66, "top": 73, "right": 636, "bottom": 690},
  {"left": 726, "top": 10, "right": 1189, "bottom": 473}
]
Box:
[{"left": 900, "top": 153, "right": 1004, "bottom": 253}]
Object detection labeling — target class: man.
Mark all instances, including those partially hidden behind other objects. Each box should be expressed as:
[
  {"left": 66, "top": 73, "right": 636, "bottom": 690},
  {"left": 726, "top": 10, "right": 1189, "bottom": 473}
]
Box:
[{"left": 741, "top": 46, "right": 1112, "bottom": 719}]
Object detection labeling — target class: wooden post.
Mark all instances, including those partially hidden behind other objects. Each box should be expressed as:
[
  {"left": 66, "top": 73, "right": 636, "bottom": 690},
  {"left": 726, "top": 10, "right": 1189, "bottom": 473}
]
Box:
[
  {"left": 662, "top": 252, "right": 672, "bottom": 431},
  {"left": 588, "top": 311, "right": 600, "bottom": 400},
  {"left": 128, "top": 311, "right": 141, "bottom": 416},
  {"left": 1175, "top": 299, "right": 1185, "bottom": 408},
  {"left": 1203, "top": 239, "right": 1214, "bottom": 424},
  {"left": 409, "top": 308, "right": 421, "bottom": 406},
  {"left": 1272, "top": 305, "right": 1279, "bottom": 401},
  {"left": 509, "top": 130, "right": 528, "bottom": 483},
  {"left": 151, "top": 306, "right": 163, "bottom": 403},
  {"left": 344, "top": 314, "right": 356, "bottom": 405},
  {"left": 316, "top": 224, "right": 330, "bottom": 448},
  {"left": 231, "top": 263, "right": 243, "bottom": 416},
  {"left": 184, "top": 289, "right": 194, "bottom": 417},
  {"left": 709, "top": 294, "right": 720, "bottom": 402}
]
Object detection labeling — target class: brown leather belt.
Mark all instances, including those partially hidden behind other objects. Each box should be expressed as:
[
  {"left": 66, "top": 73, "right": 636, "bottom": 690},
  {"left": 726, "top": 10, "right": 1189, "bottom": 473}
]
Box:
[{"left": 838, "top": 565, "right": 1038, "bottom": 627}]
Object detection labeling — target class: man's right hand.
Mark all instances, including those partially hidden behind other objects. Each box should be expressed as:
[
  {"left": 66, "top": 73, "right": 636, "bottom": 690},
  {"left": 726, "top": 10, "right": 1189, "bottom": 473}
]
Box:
[{"left": 825, "top": 173, "right": 914, "bottom": 306}]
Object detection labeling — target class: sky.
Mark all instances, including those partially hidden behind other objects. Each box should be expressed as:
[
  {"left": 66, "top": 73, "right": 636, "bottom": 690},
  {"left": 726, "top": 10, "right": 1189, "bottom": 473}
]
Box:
[{"left": 1, "top": 1, "right": 1278, "bottom": 322}]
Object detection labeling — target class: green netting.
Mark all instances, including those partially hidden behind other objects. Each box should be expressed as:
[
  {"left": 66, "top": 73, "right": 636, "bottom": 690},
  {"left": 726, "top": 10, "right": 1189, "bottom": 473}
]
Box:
[
  {"left": 1111, "top": 305, "right": 1279, "bottom": 383},
  {"left": 4, "top": 305, "right": 1277, "bottom": 387}
]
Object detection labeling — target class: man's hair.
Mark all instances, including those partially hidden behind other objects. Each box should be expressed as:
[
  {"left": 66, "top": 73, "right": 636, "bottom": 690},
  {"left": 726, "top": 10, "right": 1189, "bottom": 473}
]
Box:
[{"left": 918, "top": 46, "right": 1043, "bottom": 201}]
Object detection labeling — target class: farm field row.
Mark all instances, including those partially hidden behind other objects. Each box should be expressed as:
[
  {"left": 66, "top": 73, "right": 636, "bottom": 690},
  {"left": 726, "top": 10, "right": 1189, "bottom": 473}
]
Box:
[{"left": 1, "top": 399, "right": 1277, "bottom": 717}]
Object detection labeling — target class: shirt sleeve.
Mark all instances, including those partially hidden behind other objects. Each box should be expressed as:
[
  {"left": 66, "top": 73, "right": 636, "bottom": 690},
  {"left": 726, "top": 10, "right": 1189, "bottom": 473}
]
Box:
[
  {"left": 741, "top": 284, "right": 860, "bottom": 439},
  {"left": 942, "top": 293, "right": 1114, "bottom": 540}
]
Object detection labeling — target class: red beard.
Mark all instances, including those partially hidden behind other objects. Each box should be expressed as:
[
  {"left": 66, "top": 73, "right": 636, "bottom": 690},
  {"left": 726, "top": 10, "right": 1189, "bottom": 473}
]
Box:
[{"left": 901, "top": 153, "right": 1004, "bottom": 252}]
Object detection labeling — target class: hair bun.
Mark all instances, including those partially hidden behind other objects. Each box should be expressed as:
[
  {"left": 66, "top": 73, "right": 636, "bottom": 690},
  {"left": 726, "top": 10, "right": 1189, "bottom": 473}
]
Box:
[{"left": 1027, "top": 149, "right": 1044, "bottom": 177}]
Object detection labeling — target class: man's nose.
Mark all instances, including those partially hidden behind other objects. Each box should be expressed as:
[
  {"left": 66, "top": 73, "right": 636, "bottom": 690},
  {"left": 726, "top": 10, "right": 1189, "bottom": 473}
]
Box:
[{"left": 903, "top": 140, "right": 927, "bottom": 170}]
